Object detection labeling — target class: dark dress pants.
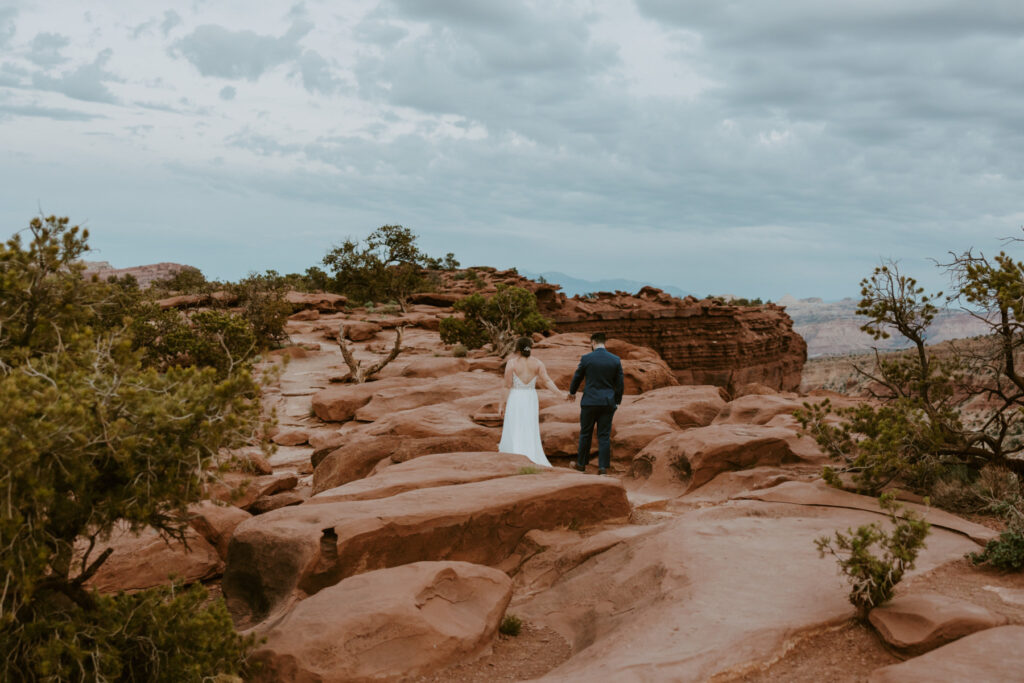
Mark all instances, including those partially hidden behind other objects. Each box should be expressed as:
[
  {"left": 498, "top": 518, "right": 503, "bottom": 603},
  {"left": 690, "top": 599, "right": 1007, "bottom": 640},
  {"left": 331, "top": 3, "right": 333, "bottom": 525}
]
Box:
[{"left": 577, "top": 404, "right": 616, "bottom": 469}]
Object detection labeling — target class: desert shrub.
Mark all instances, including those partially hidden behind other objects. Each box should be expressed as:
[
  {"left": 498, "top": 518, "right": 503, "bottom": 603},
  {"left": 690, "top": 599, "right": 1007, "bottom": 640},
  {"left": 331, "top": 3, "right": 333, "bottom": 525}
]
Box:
[
  {"left": 970, "top": 530, "right": 1024, "bottom": 571},
  {"left": 231, "top": 270, "right": 292, "bottom": 347},
  {"left": 815, "top": 494, "right": 930, "bottom": 619},
  {"left": 439, "top": 285, "right": 551, "bottom": 356},
  {"left": 798, "top": 252, "right": 1024, "bottom": 496},
  {"left": 423, "top": 252, "right": 460, "bottom": 271},
  {"left": 150, "top": 266, "right": 211, "bottom": 295},
  {"left": 0, "top": 217, "right": 261, "bottom": 680},
  {"left": 499, "top": 614, "right": 523, "bottom": 636},
  {"left": 322, "top": 225, "right": 454, "bottom": 310},
  {"left": 451, "top": 343, "right": 468, "bottom": 358},
  {"left": 131, "top": 305, "right": 257, "bottom": 376}
]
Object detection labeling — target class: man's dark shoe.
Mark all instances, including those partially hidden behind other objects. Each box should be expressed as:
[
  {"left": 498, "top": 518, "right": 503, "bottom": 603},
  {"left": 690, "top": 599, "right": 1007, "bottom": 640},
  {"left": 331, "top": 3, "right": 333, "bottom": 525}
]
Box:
[
  {"left": 598, "top": 468, "right": 608, "bottom": 475},
  {"left": 573, "top": 463, "right": 586, "bottom": 472}
]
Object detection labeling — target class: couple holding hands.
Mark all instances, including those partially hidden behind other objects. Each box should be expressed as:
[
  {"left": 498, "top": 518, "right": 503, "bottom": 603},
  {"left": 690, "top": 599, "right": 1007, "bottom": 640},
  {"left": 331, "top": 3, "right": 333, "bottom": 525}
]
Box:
[{"left": 497, "top": 333, "right": 624, "bottom": 474}]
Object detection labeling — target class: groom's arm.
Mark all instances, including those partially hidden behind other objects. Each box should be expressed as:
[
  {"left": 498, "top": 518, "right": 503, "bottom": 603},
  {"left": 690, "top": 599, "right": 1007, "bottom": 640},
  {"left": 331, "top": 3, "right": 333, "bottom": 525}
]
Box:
[
  {"left": 568, "top": 357, "right": 587, "bottom": 396},
  {"left": 614, "top": 361, "right": 624, "bottom": 405}
]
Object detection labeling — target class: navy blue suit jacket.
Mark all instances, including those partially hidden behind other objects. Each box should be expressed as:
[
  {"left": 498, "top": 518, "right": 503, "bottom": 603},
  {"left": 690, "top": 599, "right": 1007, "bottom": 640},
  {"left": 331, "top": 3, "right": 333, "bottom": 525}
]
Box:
[{"left": 569, "top": 347, "right": 624, "bottom": 407}]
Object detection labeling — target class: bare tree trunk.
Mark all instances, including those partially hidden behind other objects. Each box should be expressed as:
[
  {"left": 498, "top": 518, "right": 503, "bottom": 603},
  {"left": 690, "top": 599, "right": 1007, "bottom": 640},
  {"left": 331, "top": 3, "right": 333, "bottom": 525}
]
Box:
[{"left": 337, "top": 324, "right": 405, "bottom": 383}]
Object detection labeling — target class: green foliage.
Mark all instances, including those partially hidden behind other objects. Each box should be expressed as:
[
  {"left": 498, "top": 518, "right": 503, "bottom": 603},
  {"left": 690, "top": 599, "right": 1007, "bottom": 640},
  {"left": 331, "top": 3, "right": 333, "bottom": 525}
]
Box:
[
  {"left": 150, "top": 266, "right": 211, "bottom": 295},
  {"left": 499, "top": 614, "right": 523, "bottom": 636},
  {"left": 131, "top": 306, "right": 258, "bottom": 376},
  {"left": 439, "top": 285, "right": 551, "bottom": 356},
  {"left": 970, "top": 530, "right": 1024, "bottom": 571},
  {"left": 231, "top": 270, "right": 292, "bottom": 347},
  {"left": 4, "top": 582, "right": 257, "bottom": 682},
  {"left": 423, "top": 252, "right": 460, "bottom": 271},
  {"left": 322, "top": 225, "right": 451, "bottom": 310},
  {"left": 815, "top": 494, "right": 931, "bottom": 619},
  {"left": 0, "top": 217, "right": 261, "bottom": 680}
]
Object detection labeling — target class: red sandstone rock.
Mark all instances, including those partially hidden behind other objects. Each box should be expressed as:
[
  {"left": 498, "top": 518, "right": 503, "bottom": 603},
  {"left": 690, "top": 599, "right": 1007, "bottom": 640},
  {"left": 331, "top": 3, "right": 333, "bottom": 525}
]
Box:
[
  {"left": 409, "top": 292, "right": 462, "bottom": 307},
  {"left": 868, "top": 593, "right": 1005, "bottom": 655},
  {"left": 400, "top": 356, "right": 471, "bottom": 378},
  {"left": 869, "top": 625, "right": 1024, "bottom": 682},
  {"left": 313, "top": 431, "right": 498, "bottom": 492},
  {"left": 271, "top": 428, "right": 310, "bottom": 446},
  {"left": 288, "top": 308, "right": 319, "bottom": 321},
  {"left": 616, "top": 385, "right": 728, "bottom": 428},
  {"left": 188, "top": 501, "right": 252, "bottom": 559},
  {"left": 340, "top": 320, "right": 382, "bottom": 341},
  {"left": 86, "top": 526, "right": 222, "bottom": 592},
  {"left": 311, "top": 377, "right": 411, "bottom": 422},
  {"left": 634, "top": 424, "right": 801, "bottom": 491},
  {"left": 206, "top": 472, "right": 299, "bottom": 509},
  {"left": 249, "top": 562, "right": 512, "bottom": 682},
  {"left": 223, "top": 472, "right": 630, "bottom": 624},
  {"left": 310, "top": 452, "right": 539, "bottom": 504},
  {"left": 353, "top": 373, "right": 498, "bottom": 422},
  {"left": 248, "top": 489, "right": 308, "bottom": 515},
  {"left": 712, "top": 394, "right": 808, "bottom": 425},
  {"left": 266, "top": 346, "right": 309, "bottom": 359},
  {"left": 285, "top": 290, "right": 347, "bottom": 312},
  {"left": 533, "top": 334, "right": 678, "bottom": 394}
]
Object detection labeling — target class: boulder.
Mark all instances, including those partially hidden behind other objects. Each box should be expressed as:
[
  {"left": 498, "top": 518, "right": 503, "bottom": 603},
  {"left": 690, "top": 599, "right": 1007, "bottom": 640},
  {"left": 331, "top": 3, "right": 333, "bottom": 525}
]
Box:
[
  {"left": 188, "top": 501, "right": 252, "bottom": 560},
  {"left": 353, "top": 373, "right": 498, "bottom": 422},
  {"left": 869, "top": 593, "right": 1005, "bottom": 655},
  {"left": 869, "top": 625, "right": 1024, "bottom": 682},
  {"left": 250, "top": 562, "right": 512, "bottom": 682},
  {"left": 86, "top": 526, "right": 222, "bottom": 592},
  {"left": 341, "top": 320, "right": 382, "bottom": 341},
  {"left": 311, "top": 451, "right": 538, "bottom": 504},
  {"left": 223, "top": 472, "right": 630, "bottom": 624},
  {"left": 248, "top": 490, "right": 308, "bottom": 515},
  {"left": 634, "top": 424, "right": 801, "bottom": 491},
  {"left": 285, "top": 290, "right": 347, "bottom": 312},
  {"left": 312, "top": 431, "right": 499, "bottom": 493},
  {"left": 310, "top": 377, "right": 411, "bottom": 422},
  {"left": 615, "top": 385, "right": 728, "bottom": 428},
  {"left": 207, "top": 473, "right": 299, "bottom": 509},
  {"left": 712, "top": 394, "right": 806, "bottom": 425},
  {"left": 409, "top": 292, "right": 462, "bottom": 307},
  {"left": 400, "top": 356, "right": 471, "bottom": 378},
  {"left": 288, "top": 308, "right": 320, "bottom": 321},
  {"left": 308, "top": 430, "right": 345, "bottom": 451},
  {"left": 271, "top": 428, "right": 310, "bottom": 446}
]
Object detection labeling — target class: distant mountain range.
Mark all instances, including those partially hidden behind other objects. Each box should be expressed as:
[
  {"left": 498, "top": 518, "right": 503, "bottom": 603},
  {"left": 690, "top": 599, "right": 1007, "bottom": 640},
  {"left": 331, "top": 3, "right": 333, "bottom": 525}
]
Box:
[
  {"left": 522, "top": 271, "right": 693, "bottom": 299},
  {"left": 776, "top": 295, "right": 991, "bottom": 358}
]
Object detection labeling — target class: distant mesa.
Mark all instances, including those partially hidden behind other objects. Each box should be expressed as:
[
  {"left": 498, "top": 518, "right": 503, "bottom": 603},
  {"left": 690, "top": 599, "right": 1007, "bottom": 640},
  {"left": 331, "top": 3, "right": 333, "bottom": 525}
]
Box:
[{"left": 81, "top": 261, "right": 194, "bottom": 288}]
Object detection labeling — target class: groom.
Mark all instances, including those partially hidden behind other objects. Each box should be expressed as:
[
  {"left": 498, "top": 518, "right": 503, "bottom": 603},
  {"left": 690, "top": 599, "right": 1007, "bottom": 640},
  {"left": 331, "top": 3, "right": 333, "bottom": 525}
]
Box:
[{"left": 567, "top": 332, "right": 624, "bottom": 475}]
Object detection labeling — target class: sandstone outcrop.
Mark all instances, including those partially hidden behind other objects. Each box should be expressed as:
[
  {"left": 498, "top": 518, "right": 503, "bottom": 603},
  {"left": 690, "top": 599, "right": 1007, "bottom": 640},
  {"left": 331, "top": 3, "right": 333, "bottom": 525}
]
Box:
[
  {"left": 869, "top": 625, "right": 1024, "bottom": 682},
  {"left": 532, "top": 334, "right": 678, "bottom": 394},
  {"left": 85, "top": 526, "right": 222, "bottom": 592},
  {"left": 868, "top": 593, "right": 1004, "bottom": 655},
  {"left": 223, "top": 472, "right": 630, "bottom": 624},
  {"left": 250, "top": 562, "right": 512, "bottom": 682},
  {"left": 188, "top": 501, "right": 252, "bottom": 560}
]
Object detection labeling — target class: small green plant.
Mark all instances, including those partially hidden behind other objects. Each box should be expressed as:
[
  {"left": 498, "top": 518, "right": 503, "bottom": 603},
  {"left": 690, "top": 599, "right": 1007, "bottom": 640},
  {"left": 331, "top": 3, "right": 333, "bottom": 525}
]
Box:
[
  {"left": 499, "top": 614, "right": 523, "bottom": 636},
  {"left": 451, "top": 343, "right": 468, "bottom": 358},
  {"left": 970, "top": 530, "right": 1024, "bottom": 571},
  {"left": 439, "top": 285, "right": 551, "bottom": 356},
  {"left": 516, "top": 466, "right": 540, "bottom": 475},
  {"left": 815, "top": 493, "right": 931, "bottom": 619}
]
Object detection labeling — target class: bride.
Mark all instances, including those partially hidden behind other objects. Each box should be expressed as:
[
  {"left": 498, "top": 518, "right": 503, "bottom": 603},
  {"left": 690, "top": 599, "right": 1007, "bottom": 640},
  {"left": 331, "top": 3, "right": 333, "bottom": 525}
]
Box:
[{"left": 497, "top": 337, "right": 562, "bottom": 467}]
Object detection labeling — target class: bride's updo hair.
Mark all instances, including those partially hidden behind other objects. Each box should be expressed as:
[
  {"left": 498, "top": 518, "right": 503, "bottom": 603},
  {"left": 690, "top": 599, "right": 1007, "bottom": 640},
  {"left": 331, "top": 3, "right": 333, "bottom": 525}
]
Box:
[{"left": 515, "top": 336, "right": 533, "bottom": 357}]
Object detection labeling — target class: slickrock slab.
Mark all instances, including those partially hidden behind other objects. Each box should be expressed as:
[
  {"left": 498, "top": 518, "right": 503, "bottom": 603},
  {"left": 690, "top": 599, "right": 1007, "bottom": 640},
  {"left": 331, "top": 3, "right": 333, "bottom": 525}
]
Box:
[
  {"left": 250, "top": 562, "right": 512, "bottom": 682},
  {"left": 207, "top": 472, "right": 299, "bottom": 509},
  {"left": 311, "top": 377, "right": 413, "bottom": 422},
  {"left": 736, "top": 481, "right": 999, "bottom": 545},
  {"left": 188, "top": 501, "right": 252, "bottom": 559},
  {"left": 86, "top": 527, "right": 222, "bottom": 592},
  {"left": 285, "top": 290, "right": 347, "bottom": 312},
  {"left": 310, "top": 451, "right": 539, "bottom": 504},
  {"left": 270, "top": 428, "right": 310, "bottom": 446},
  {"left": 353, "top": 373, "right": 498, "bottom": 422},
  {"left": 869, "top": 593, "right": 1005, "bottom": 654},
  {"left": 223, "top": 472, "right": 629, "bottom": 625},
  {"left": 615, "top": 385, "right": 728, "bottom": 428},
  {"left": 312, "top": 432, "right": 498, "bottom": 492},
  {"left": 400, "top": 356, "right": 471, "bottom": 378},
  {"left": 712, "top": 394, "right": 808, "bottom": 425},
  {"left": 869, "top": 625, "right": 1024, "bottom": 682},
  {"left": 634, "top": 424, "right": 800, "bottom": 491},
  {"left": 248, "top": 489, "right": 307, "bottom": 515}
]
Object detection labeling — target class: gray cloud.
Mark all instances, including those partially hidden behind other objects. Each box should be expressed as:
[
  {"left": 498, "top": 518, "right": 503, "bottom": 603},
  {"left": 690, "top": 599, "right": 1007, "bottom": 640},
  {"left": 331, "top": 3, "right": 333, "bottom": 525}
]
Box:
[
  {"left": 160, "top": 9, "right": 182, "bottom": 37},
  {"left": 0, "top": 7, "right": 15, "bottom": 48},
  {"left": 293, "top": 49, "right": 344, "bottom": 94},
  {"left": 0, "top": 101, "right": 101, "bottom": 121},
  {"left": 28, "top": 32, "right": 71, "bottom": 67},
  {"left": 172, "top": 20, "right": 312, "bottom": 80},
  {"left": 219, "top": 85, "right": 236, "bottom": 100},
  {"left": 31, "top": 49, "right": 121, "bottom": 103}
]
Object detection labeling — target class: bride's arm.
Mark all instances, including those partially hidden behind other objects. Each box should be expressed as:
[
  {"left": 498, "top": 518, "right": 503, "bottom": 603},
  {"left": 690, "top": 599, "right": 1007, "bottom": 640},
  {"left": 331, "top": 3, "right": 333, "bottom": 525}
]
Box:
[
  {"left": 498, "top": 358, "right": 514, "bottom": 416},
  {"left": 537, "top": 360, "right": 561, "bottom": 395}
]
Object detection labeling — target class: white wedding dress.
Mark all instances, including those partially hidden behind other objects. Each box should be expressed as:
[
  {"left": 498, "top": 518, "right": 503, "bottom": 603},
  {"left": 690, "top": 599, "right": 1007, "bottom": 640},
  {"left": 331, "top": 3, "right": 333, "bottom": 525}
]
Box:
[{"left": 498, "top": 373, "right": 552, "bottom": 467}]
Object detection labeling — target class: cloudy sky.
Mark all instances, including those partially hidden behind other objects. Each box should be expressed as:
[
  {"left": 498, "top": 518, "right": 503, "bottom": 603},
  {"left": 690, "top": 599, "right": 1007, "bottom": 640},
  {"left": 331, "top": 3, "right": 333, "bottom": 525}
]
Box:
[{"left": 2, "top": 1, "right": 1023, "bottom": 299}]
